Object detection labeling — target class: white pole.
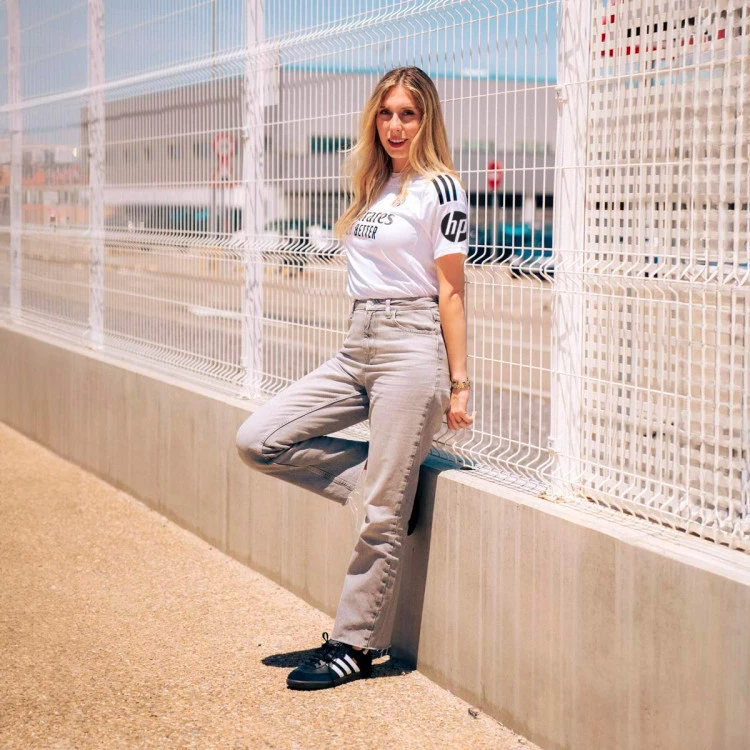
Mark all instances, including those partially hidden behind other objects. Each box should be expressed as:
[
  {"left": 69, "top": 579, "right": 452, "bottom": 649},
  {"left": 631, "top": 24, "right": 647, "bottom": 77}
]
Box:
[
  {"left": 88, "top": 0, "right": 105, "bottom": 349},
  {"left": 241, "top": 0, "right": 266, "bottom": 397},
  {"left": 549, "top": 0, "right": 591, "bottom": 495},
  {"left": 7, "top": 0, "right": 20, "bottom": 322}
]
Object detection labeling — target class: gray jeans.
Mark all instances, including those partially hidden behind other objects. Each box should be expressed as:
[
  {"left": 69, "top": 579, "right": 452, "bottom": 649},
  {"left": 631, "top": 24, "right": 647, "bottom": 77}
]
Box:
[{"left": 235, "top": 296, "right": 451, "bottom": 651}]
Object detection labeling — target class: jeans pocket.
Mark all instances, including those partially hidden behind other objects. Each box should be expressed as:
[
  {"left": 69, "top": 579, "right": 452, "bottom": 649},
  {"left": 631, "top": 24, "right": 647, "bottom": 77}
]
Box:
[{"left": 392, "top": 308, "right": 439, "bottom": 335}]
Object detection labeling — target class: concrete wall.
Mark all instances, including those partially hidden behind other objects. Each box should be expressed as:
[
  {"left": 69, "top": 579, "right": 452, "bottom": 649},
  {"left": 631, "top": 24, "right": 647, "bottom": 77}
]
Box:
[{"left": 2, "top": 323, "right": 749, "bottom": 750}]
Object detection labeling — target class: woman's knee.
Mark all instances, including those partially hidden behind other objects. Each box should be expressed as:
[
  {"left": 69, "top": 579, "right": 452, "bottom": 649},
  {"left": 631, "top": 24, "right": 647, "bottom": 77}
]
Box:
[{"left": 235, "top": 416, "right": 269, "bottom": 470}]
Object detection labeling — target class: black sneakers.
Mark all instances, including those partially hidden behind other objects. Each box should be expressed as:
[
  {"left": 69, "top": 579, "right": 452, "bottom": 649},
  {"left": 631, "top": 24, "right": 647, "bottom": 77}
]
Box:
[{"left": 287, "top": 632, "right": 373, "bottom": 690}]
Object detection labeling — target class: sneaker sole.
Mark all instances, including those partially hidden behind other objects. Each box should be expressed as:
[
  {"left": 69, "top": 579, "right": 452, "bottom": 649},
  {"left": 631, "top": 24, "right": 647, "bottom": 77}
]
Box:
[{"left": 287, "top": 672, "right": 368, "bottom": 690}]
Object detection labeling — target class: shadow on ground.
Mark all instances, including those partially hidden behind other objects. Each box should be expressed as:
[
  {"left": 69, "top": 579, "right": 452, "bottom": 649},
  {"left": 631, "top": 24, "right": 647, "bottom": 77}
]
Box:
[{"left": 262, "top": 648, "right": 414, "bottom": 680}]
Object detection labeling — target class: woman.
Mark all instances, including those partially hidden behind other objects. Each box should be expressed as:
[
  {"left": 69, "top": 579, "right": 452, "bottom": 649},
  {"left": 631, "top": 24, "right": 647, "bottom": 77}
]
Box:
[{"left": 236, "top": 66, "right": 474, "bottom": 690}]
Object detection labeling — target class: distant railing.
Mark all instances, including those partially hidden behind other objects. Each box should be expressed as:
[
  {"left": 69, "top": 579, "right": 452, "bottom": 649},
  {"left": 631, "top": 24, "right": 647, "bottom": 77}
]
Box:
[{"left": 0, "top": 0, "right": 747, "bottom": 551}]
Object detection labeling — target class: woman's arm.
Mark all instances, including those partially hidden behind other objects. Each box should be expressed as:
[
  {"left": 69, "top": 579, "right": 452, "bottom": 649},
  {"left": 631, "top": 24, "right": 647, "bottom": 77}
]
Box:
[{"left": 436, "top": 253, "right": 475, "bottom": 431}]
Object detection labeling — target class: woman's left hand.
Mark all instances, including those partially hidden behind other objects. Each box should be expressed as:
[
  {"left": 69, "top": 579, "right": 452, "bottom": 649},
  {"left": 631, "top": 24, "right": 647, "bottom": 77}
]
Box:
[{"left": 446, "top": 387, "right": 475, "bottom": 431}]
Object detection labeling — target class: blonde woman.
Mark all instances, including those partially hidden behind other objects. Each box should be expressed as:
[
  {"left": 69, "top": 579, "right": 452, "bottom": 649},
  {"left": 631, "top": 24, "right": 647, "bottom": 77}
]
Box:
[{"left": 236, "top": 67, "right": 474, "bottom": 689}]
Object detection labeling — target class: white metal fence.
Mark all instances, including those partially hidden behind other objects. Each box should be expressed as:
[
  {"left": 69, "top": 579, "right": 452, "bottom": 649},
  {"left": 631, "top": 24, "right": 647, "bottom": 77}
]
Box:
[
  {"left": 0, "top": 0, "right": 746, "bottom": 551},
  {"left": 577, "top": 0, "right": 749, "bottom": 547}
]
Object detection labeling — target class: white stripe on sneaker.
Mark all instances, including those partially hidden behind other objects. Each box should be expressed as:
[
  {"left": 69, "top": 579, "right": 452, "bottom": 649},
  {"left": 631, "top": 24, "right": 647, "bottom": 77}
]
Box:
[
  {"left": 329, "top": 662, "right": 346, "bottom": 679},
  {"left": 335, "top": 657, "right": 353, "bottom": 675},
  {"left": 343, "top": 654, "right": 360, "bottom": 673}
]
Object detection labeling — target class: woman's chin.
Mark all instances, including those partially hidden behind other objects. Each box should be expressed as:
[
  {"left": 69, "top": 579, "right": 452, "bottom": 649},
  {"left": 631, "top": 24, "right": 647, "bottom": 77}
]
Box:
[{"left": 389, "top": 155, "right": 409, "bottom": 172}]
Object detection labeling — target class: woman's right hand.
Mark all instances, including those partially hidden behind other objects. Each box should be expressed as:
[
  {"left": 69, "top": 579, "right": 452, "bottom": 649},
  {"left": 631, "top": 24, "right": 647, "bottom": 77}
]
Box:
[{"left": 446, "top": 387, "right": 475, "bottom": 431}]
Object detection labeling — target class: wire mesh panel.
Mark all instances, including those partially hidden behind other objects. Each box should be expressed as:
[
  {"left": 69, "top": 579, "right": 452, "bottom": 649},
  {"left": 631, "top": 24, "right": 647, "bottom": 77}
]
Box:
[
  {"left": 578, "top": 0, "right": 749, "bottom": 547},
  {"left": 2, "top": 0, "right": 747, "bottom": 551},
  {"left": 94, "top": 3, "right": 248, "bottom": 386},
  {"left": 7, "top": 2, "right": 90, "bottom": 338},
  {"left": 0, "top": 130, "right": 8, "bottom": 321},
  {"left": 0, "top": 7, "right": 10, "bottom": 322},
  {"left": 21, "top": 0, "right": 88, "bottom": 100},
  {"left": 20, "top": 99, "right": 90, "bottom": 337},
  {"left": 98, "top": 73, "right": 246, "bottom": 386},
  {"left": 0, "top": 6, "right": 7, "bottom": 322}
]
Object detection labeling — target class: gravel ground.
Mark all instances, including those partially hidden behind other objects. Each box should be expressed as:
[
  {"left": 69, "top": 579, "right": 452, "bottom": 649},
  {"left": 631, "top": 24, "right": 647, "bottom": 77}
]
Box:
[{"left": 0, "top": 422, "right": 538, "bottom": 750}]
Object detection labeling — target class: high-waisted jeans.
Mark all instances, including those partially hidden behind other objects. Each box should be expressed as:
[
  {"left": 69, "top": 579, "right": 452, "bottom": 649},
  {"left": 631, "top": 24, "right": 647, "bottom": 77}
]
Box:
[{"left": 235, "top": 296, "right": 451, "bottom": 651}]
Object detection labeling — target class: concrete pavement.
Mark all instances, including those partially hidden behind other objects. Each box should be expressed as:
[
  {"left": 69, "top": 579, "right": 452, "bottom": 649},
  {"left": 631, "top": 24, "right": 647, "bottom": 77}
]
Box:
[{"left": 0, "top": 422, "right": 537, "bottom": 750}]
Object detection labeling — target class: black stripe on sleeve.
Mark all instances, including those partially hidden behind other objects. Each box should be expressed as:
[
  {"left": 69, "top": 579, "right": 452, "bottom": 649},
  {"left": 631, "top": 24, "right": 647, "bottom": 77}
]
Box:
[
  {"left": 432, "top": 177, "right": 446, "bottom": 204},
  {"left": 437, "top": 174, "right": 453, "bottom": 204},
  {"left": 448, "top": 175, "right": 459, "bottom": 201}
]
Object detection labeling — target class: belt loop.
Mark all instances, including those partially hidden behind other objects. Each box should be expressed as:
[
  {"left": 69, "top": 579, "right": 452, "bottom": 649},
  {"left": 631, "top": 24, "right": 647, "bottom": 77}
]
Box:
[{"left": 385, "top": 299, "right": 392, "bottom": 318}]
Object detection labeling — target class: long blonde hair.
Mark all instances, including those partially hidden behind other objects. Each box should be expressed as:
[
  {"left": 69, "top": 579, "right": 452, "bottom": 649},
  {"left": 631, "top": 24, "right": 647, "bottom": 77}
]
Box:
[{"left": 335, "top": 67, "right": 457, "bottom": 239}]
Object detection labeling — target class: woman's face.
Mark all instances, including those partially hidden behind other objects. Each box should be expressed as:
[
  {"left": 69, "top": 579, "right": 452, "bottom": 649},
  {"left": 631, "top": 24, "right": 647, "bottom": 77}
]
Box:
[{"left": 376, "top": 85, "right": 422, "bottom": 173}]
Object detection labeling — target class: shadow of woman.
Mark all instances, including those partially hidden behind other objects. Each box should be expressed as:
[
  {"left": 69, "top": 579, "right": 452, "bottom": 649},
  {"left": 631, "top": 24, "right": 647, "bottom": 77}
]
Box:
[{"left": 390, "top": 457, "right": 458, "bottom": 666}]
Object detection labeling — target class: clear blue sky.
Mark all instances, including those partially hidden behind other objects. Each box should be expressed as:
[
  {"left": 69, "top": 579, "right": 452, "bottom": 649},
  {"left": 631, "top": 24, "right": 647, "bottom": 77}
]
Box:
[
  {"left": 12, "top": 0, "right": 556, "bottom": 96},
  {"left": 6, "top": 0, "right": 557, "bottom": 145}
]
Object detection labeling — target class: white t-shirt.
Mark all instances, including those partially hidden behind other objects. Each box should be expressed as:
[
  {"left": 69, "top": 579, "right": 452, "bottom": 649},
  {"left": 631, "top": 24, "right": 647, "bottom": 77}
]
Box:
[{"left": 344, "top": 172, "right": 469, "bottom": 299}]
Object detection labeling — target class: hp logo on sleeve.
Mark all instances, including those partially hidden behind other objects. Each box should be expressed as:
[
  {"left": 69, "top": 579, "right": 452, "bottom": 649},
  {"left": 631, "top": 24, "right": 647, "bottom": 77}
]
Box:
[{"left": 440, "top": 211, "right": 468, "bottom": 242}]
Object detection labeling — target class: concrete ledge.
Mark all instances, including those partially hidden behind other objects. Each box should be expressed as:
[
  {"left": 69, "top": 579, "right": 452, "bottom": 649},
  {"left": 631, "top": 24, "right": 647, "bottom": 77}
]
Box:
[{"left": 2, "top": 323, "right": 749, "bottom": 750}]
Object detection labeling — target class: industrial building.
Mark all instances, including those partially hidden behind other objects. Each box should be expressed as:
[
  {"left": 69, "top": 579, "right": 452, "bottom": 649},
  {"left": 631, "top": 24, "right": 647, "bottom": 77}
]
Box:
[{"left": 80, "top": 70, "right": 557, "bottom": 255}]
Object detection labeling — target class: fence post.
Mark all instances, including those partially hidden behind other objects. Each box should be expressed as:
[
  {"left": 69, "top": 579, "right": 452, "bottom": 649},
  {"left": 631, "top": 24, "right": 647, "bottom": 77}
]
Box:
[
  {"left": 241, "top": 0, "right": 266, "bottom": 397},
  {"left": 88, "top": 0, "right": 105, "bottom": 349},
  {"left": 549, "top": 0, "right": 591, "bottom": 496},
  {"left": 7, "top": 0, "right": 20, "bottom": 323}
]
